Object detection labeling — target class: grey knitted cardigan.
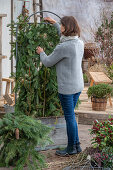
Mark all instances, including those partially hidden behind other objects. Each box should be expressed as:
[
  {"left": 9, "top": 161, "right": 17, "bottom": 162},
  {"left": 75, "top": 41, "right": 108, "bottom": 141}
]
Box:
[{"left": 40, "top": 23, "right": 84, "bottom": 94}]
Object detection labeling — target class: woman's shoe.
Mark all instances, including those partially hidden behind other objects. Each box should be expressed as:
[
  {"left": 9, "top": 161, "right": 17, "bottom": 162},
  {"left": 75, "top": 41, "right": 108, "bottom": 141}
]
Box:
[
  {"left": 76, "top": 143, "right": 82, "bottom": 153},
  {"left": 55, "top": 145, "right": 77, "bottom": 156},
  {"left": 55, "top": 148, "right": 68, "bottom": 156}
]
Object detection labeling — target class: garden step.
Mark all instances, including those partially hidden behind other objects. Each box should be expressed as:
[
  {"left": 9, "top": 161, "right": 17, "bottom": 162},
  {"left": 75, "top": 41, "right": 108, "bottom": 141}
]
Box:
[
  {"left": 79, "top": 97, "right": 88, "bottom": 101},
  {"left": 80, "top": 93, "right": 88, "bottom": 96},
  {"left": 78, "top": 106, "right": 113, "bottom": 113},
  {"left": 81, "top": 90, "right": 88, "bottom": 93},
  {"left": 80, "top": 93, "right": 88, "bottom": 95},
  {"left": 76, "top": 110, "right": 113, "bottom": 125},
  {"left": 79, "top": 94, "right": 88, "bottom": 98},
  {"left": 82, "top": 90, "right": 88, "bottom": 93}
]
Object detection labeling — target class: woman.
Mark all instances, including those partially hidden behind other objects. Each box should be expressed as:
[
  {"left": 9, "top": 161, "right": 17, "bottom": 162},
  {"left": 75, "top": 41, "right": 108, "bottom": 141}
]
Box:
[{"left": 36, "top": 16, "right": 84, "bottom": 156}]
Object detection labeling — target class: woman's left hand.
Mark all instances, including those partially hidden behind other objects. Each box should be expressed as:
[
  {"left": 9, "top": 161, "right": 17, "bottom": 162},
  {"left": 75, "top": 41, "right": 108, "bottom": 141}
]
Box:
[{"left": 36, "top": 46, "right": 44, "bottom": 54}]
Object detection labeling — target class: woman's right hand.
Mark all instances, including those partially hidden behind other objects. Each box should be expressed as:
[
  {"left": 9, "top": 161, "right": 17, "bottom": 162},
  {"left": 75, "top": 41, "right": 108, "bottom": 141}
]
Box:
[{"left": 44, "top": 17, "right": 56, "bottom": 24}]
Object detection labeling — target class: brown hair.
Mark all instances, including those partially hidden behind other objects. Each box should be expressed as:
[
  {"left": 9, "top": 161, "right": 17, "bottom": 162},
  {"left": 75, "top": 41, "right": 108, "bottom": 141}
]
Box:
[{"left": 61, "top": 16, "right": 80, "bottom": 37}]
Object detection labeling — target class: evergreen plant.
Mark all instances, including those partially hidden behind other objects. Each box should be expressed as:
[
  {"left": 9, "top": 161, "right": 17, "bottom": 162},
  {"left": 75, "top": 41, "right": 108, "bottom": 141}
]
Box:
[
  {"left": 0, "top": 112, "right": 51, "bottom": 169},
  {"left": 11, "top": 14, "right": 62, "bottom": 117}
]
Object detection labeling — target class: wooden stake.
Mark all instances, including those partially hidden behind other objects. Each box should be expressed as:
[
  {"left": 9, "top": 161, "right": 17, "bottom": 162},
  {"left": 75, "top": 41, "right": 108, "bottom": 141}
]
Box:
[
  {"left": 33, "top": 0, "right": 37, "bottom": 23},
  {"left": 15, "top": 128, "right": 19, "bottom": 140}
]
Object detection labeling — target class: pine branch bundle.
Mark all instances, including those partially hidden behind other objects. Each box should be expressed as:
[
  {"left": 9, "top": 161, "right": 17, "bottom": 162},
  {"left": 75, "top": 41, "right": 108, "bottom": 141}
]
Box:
[{"left": 0, "top": 112, "right": 52, "bottom": 169}]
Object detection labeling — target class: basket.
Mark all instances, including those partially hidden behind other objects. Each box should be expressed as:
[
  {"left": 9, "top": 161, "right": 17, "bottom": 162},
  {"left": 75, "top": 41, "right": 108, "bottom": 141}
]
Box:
[
  {"left": 82, "top": 59, "right": 89, "bottom": 73},
  {"left": 84, "top": 43, "right": 99, "bottom": 59},
  {"left": 91, "top": 97, "right": 107, "bottom": 111}
]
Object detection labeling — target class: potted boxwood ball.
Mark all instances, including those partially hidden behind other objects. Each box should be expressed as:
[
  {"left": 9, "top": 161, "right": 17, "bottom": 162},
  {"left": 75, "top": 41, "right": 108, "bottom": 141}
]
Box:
[{"left": 87, "top": 84, "right": 113, "bottom": 111}]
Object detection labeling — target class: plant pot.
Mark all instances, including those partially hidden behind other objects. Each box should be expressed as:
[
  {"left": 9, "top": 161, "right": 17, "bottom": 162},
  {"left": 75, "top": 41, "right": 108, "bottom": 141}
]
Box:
[
  {"left": 91, "top": 97, "right": 107, "bottom": 111},
  {"left": 84, "top": 43, "right": 99, "bottom": 59},
  {"left": 4, "top": 105, "right": 15, "bottom": 113},
  {"left": 82, "top": 59, "right": 89, "bottom": 73}
]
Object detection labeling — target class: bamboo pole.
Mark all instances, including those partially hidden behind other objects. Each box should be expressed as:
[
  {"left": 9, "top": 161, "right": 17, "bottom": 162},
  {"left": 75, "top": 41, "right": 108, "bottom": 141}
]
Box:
[
  {"left": 39, "top": 0, "right": 43, "bottom": 20},
  {"left": 33, "top": 0, "right": 37, "bottom": 23}
]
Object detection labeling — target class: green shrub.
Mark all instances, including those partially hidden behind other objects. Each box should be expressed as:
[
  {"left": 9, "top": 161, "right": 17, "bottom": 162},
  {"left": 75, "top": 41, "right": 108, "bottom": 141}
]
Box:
[
  {"left": 87, "top": 83, "right": 113, "bottom": 98},
  {"left": 89, "top": 118, "right": 113, "bottom": 169}
]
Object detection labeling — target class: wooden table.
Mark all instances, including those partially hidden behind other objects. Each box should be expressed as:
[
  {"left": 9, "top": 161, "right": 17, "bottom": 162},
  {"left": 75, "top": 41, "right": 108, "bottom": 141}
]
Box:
[{"left": 89, "top": 72, "right": 112, "bottom": 107}]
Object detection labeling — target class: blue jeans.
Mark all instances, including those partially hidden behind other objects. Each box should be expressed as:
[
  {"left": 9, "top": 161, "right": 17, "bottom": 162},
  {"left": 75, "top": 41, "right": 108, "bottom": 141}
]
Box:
[{"left": 59, "top": 92, "right": 81, "bottom": 146}]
